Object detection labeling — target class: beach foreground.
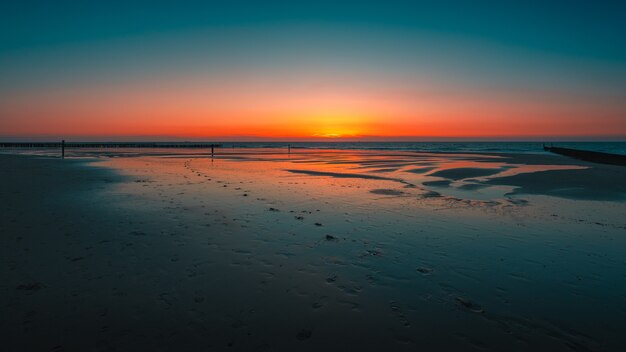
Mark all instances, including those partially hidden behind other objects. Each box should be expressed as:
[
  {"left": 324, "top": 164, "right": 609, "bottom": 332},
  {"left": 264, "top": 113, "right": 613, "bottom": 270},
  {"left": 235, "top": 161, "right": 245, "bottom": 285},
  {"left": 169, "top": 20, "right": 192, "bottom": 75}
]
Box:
[{"left": 1, "top": 149, "right": 626, "bottom": 351}]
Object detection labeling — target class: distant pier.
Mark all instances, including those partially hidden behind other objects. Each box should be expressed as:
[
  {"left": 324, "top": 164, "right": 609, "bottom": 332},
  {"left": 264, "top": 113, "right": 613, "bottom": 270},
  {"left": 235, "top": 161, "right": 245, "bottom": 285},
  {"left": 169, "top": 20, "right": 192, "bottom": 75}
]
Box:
[{"left": 544, "top": 145, "right": 626, "bottom": 166}]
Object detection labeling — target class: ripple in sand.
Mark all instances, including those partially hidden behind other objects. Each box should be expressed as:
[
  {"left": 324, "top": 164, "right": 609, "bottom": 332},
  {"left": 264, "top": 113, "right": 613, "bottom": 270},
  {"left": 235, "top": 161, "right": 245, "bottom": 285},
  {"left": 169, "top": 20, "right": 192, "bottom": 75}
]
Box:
[
  {"left": 422, "top": 180, "right": 451, "bottom": 187},
  {"left": 420, "top": 190, "right": 442, "bottom": 198},
  {"left": 429, "top": 167, "right": 505, "bottom": 180},
  {"left": 406, "top": 166, "right": 436, "bottom": 174},
  {"left": 370, "top": 189, "right": 404, "bottom": 196}
]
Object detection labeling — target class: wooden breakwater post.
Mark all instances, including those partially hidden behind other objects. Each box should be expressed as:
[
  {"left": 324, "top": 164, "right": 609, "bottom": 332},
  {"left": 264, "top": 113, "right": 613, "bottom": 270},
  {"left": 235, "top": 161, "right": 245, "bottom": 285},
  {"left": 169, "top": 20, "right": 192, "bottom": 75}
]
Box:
[
  {"left": 61, "top": 140, "right": 65, "bottom": 159},
  {"left": 211, "top": 145, "right": 214, "bottom": 158},
  {"left": 544, "top": 145, "right": 626, "bottom": 166},
  {"left": 288, "top": 144, "right": 291, "bottom": 154}
]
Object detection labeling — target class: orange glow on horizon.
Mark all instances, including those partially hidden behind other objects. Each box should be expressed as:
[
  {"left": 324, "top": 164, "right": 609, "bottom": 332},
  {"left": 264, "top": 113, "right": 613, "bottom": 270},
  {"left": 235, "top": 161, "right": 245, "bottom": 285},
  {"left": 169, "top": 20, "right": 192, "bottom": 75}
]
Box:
[{"left": 1, "top": 76, "right": 625, "bottom": 140}]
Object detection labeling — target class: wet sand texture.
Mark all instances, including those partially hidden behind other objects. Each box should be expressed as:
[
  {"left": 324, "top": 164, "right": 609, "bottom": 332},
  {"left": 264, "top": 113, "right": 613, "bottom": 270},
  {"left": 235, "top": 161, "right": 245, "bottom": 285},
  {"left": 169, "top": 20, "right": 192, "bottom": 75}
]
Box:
[{"left": 2, "top": 151, "right": 626, "bottom": 351}]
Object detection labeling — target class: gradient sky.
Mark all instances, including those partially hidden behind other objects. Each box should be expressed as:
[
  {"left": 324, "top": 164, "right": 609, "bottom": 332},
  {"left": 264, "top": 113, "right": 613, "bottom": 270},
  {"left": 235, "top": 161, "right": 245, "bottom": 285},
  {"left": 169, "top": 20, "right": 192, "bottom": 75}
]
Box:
[{"left": 1, "top": 0, "right": 625, "bottom": 141}]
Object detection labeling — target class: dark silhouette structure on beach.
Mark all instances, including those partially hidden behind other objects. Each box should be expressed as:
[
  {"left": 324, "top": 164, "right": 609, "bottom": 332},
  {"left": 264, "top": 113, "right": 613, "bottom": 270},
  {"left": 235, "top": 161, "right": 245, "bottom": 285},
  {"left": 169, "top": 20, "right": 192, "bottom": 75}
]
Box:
[{"left": 544, "top": 145, "right": 626, "bottom": 166}]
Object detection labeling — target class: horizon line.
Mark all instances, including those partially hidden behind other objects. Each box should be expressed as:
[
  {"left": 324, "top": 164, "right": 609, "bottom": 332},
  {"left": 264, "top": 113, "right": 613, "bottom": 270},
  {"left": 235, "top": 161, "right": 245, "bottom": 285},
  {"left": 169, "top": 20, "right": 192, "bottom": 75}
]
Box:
[{"left": 1, "top": 138, "right": 625, "bottom": 143}]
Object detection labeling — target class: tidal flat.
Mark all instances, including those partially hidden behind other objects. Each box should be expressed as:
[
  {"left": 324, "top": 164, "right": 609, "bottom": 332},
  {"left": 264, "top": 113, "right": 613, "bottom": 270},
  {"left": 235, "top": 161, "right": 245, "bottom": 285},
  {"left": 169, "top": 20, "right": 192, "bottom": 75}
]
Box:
[{"left": 1, "top": 149, "right": 626, "bottom": 351}]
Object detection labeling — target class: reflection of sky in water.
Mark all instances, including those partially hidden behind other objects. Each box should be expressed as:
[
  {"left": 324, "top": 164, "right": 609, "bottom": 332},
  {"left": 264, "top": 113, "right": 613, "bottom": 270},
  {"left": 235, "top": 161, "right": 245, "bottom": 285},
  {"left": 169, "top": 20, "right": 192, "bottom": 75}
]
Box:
[
  {"left": 197, "top": 149, "right": 587, "bottom": 202},
  {"left": 2, "top": 147, "right": 591, "bottom": 202}
]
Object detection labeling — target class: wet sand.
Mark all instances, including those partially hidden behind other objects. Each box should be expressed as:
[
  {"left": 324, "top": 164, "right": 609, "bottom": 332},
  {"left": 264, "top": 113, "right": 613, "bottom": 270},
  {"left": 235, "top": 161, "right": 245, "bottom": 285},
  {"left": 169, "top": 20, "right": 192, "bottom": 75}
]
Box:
[{"left": 1, "top": 150, "right": 626, "bottom": 351}]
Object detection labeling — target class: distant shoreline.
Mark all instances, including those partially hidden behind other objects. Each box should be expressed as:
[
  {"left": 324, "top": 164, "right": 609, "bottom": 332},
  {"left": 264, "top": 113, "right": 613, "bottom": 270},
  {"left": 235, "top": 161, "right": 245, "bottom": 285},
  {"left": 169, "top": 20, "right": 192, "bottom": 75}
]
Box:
[{"left": 1, "top": 141, "right": 625, "bottom": 155}]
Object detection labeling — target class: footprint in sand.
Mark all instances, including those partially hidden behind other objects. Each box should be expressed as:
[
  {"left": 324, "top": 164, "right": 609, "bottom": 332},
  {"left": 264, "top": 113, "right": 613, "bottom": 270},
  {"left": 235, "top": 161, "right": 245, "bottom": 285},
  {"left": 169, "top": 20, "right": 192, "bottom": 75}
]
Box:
[
  {"left": 360, "top": 249, "right": 383, "bottom": 258},
  {"left": 311, "top": 301, "right": 324, "bottom": 309},
  {"left": 416, "top": 267, "right": 434, "bottom": 275},
  {"left": 325, "top": 234, "right": 338, "bottom": 241},
  {"left": 16, "top": 282, "right": 44, "bottom": 291},
  {"left": 456, "top": 297, "right": 485, "bottom": 313},
  {"left": 390, "top": 301, "right": 412, "bottom": 327},
  {"left": 296, "top": 328, "right": 312, "bottom": 341}
]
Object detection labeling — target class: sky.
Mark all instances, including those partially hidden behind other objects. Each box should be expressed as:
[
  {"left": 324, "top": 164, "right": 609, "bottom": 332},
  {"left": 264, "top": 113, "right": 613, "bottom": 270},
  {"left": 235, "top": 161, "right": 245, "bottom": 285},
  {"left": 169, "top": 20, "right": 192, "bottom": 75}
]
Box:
[{"left": 1, "top": 0, "right": 625, "bottom": 141}]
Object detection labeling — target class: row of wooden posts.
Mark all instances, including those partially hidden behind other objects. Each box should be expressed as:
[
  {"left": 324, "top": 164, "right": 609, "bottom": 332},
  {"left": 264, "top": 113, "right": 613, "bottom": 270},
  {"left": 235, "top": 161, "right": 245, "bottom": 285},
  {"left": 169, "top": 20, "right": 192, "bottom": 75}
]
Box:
[{"left": 57, "top": 141, "right": 292, "bottom": 159}]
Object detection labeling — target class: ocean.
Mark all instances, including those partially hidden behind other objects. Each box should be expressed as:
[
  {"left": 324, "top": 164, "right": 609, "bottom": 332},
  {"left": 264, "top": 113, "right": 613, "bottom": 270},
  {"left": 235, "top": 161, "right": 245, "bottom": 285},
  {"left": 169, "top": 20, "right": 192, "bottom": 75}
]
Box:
[
  {"left": 2, "top": 141, "right": 626, "bottom": 157},
  {"left": 195, "top": 141, "right": 626, "bottom": 154}
]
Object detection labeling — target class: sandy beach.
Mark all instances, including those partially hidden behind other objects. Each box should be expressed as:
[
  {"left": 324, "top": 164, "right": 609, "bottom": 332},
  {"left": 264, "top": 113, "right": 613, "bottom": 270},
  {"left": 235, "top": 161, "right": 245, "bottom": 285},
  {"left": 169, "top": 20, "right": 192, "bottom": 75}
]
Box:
[{"left": 2, "top": 149, "right": 626, "bottom": 351}]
